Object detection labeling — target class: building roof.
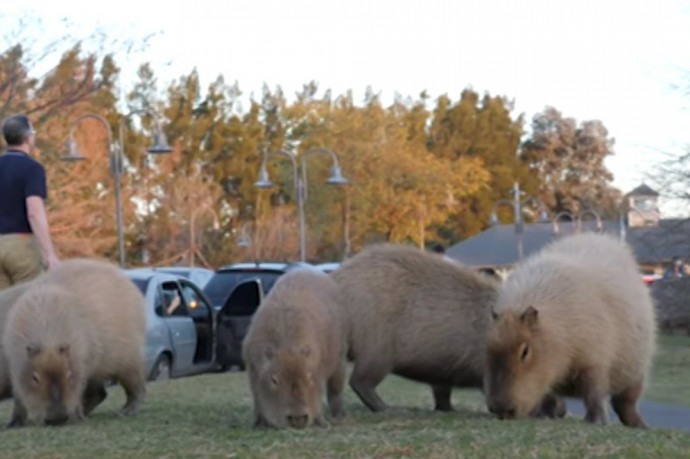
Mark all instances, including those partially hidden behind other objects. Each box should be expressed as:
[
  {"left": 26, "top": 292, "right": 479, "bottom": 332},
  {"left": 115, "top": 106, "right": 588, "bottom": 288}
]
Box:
[
  {"left": 627, "top": 183, "right": 660, "bottom": 197},
  {"left": 447, "top": 218, "right": 690, "bottom": 267}
]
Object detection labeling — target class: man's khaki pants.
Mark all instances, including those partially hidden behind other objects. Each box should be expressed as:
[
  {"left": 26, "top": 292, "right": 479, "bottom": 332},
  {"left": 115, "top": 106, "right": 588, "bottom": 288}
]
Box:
[{"left": 0, "top": 234, "right": 44, "bottom": 291}]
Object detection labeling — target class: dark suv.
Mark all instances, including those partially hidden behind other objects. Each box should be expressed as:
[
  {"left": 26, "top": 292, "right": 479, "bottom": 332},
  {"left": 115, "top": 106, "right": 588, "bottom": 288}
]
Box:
[{"left": 203, "top": 262, "right": 313, "bottom": 370}]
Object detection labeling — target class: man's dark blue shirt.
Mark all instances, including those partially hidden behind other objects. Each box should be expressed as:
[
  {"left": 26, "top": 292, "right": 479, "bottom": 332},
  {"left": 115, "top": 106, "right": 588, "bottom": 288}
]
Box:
[{"left": 0, "top": 150, "right": 47, "bottom": 234}]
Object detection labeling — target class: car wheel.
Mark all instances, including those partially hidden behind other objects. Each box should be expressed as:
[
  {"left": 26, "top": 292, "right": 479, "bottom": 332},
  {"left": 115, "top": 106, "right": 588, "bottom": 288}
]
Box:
[{"left": 150, "top": 355, "right": 172, "bottom": 382}]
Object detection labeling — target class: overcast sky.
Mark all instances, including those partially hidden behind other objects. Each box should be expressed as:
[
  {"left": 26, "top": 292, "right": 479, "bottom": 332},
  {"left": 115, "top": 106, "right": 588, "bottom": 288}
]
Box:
[{"left": 3, "top": 0, "right": 690, "bottom": 214}]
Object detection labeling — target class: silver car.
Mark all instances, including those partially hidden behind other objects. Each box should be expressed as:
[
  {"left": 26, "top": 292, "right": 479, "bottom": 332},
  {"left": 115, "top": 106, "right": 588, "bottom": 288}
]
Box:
[{"left": 126, "top": 270, "right": 218, "bottom": 381}]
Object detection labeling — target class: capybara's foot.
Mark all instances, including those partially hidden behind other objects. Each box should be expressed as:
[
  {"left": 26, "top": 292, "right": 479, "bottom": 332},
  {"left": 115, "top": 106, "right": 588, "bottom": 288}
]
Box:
[
  {"left": 7, "top": 400, "right": 27, "bottom": 429},
  {"left": 611, "top": 382, "right": 647, "bottom": 428},
  {"left": 314, "top": 415, "right": 330, "bottom": 429},
  {"left": 432, "top": 385, "right": 454, "bottom": 412},
  {"left": 253, "top": 414, "right": 274, "bottom": 429}
]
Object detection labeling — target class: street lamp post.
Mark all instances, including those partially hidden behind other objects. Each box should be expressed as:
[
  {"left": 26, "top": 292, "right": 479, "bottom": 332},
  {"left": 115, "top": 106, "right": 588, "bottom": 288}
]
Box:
[
  {"left": 489, "top": 182, "right": 549, "bottom": 260},
  {"left": 189, "top": 206, "right": 220, "bottom": 267},
  {"left": 254, "top": 147, "right": 348, "bottom": 262},
  {"left": 63, "top": 111, "right": 173, "bottom": 267}
]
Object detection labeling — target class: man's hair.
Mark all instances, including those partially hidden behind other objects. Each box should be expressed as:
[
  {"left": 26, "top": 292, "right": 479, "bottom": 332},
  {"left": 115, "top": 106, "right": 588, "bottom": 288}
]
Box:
[{"left": 2, "top": 115, "right": 33, "bottom": 146}]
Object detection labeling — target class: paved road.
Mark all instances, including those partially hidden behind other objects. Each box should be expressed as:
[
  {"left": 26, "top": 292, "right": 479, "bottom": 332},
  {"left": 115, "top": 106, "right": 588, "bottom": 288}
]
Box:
[{"left": 565, "top": 398, "right": 690, "bottom": 431}]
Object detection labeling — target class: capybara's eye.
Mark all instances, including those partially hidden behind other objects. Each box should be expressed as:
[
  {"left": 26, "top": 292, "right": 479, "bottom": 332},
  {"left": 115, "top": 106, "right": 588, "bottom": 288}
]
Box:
[
  {"left": 520, "top": 343, "right": 530, "bottom": 362},
  {"left": 66, "top": 370, "right": 73, "bottom": 381},
  {"left": 271, "top": 375, "right": 279, "bottom": 386},
  {"left": 32, "top": 372, "right": 40, "bottom": 384}
]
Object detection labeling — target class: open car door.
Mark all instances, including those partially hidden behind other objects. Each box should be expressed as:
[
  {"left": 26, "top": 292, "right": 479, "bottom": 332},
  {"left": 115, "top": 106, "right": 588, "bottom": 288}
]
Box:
[{"left": 215, "top": 279, "right": 263, "bottom": 370}]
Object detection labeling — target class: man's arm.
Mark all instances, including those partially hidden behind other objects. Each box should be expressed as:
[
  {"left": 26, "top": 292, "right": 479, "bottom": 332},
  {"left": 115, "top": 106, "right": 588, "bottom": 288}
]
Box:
[{"left": 26, "top": 196, "right": 60, "bottom": 269}]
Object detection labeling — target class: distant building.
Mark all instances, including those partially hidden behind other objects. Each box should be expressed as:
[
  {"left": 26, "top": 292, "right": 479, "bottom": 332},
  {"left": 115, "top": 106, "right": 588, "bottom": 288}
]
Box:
[{"left": 447, "top": 184, "right": 690, "bottom": 277}]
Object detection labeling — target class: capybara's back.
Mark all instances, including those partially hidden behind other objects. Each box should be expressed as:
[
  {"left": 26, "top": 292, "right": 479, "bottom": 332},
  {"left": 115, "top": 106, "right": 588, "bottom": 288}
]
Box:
[
  {"left": 3, "top": 258, "right": 147, "bottom": 427},
  {"left": 243, "top": 269, "right": 346, "bottom": 429},
  {"left": 487, "top": 233, "right": 656, "bottom": 428},
  {"left": 331, "top": 244, "right": 499, "bottom": 412}
]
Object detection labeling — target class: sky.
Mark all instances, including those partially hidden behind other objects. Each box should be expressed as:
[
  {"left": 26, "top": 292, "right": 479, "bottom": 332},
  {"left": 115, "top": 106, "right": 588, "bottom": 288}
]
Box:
[{"left": 3, "top": 0, "right": 690, "bottom": 215}]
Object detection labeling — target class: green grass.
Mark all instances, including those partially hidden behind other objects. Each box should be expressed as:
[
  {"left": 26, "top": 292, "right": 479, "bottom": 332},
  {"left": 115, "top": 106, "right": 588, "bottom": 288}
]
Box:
[
  {"left": 646, "top": 334, "right": 690, "bottom": 407},
  {"left": 0, "top": 335, "right": 688, "bottom": 458}
]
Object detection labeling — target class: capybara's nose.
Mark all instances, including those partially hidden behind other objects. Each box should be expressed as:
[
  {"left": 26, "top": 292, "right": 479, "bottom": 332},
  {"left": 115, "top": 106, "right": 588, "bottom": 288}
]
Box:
[
  {"left": 489, "top": 403, "right": 516, "bottom": 420},
  {"left": 45, "top": 414, "right": 69, "bottom": 426},
  {"left": 287, "top": 414, "right": 309, "bottom": 429}
]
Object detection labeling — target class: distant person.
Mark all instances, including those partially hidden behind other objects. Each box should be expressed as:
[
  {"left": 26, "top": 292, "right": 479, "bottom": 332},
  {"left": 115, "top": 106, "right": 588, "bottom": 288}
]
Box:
[
  {"left": 430, "top": 243, "right": 446, "bottom": 255},
  {"left": 0, "top": 115, "right": 60, "bottom": 290}
]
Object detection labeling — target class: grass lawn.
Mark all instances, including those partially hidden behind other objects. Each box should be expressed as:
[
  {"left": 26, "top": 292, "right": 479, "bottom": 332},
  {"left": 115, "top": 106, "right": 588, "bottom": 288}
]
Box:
[{"left": 0, "top": 335, "right": 688, "bottom": 458}]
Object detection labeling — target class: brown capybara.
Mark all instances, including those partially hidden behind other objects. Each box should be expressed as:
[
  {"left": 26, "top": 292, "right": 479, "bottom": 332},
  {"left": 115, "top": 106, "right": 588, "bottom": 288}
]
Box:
[
  {"left": 3, "top": 259, "right": 147, "bottom": 427},
  {"left": 243, "top": 269, "right": 347, "bottom": 429},
  {"left": 0, "top": 282, "right": 34, "bottom": 400},
  {"left": 330, "top": 243, "right": 565, "bottom": 416},
  {"left": 486, "top": 233, "right": 657, "bottom": 428}
]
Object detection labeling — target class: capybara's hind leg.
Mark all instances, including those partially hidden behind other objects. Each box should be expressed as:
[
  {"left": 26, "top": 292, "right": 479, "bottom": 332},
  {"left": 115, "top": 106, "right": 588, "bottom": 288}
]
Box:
[
  {"left": 349, "top": 360, "right": 389, "bottom": 412},
  {"left": 7, "top": 399, "right": 28, "bottom": 428},
  {"left": 431, "top": 385, "right": 453, "bottom": 412},
  {"left": 580, "top": 368, "right": 609, "bottom": 425},
  {"left": 611, "top": 380, "right": 647, "bottom": 428},
  {"left": 117, "top": 364, "right": 146, "bottom": 416},
  {"left": 82, "top": 380, "right": 108, "bottom": 416},
  {"left": 327, "top": 361, "right": 346, "bottom": 420}
]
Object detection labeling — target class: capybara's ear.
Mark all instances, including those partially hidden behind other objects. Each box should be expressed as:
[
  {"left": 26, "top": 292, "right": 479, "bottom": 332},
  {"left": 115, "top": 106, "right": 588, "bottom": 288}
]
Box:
[
  {"left": 58, "top": 344, "right": 70, "bottom": 355},
  {"left": 264, "top": 347, "right": 275, "bottom": 360},
  {"left": 520, "top": 306, "right": 539, "bottom": 329},
  {"left": 300, "top": 345, "right": 311, "bottom": 357},
  {"left": 26, "top": 345, "right": 41, "bottom": 358}
]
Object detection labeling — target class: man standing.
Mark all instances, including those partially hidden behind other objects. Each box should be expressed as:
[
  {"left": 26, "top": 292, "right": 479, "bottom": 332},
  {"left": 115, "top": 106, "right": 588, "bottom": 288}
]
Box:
[{"left": 0, "top": 114, "right": 60, "bottom": 290}]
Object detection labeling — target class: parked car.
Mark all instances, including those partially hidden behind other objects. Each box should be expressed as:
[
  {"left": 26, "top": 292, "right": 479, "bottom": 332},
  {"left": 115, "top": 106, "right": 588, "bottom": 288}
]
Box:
[
  {"left": 125, "top": 269, "right": 263, "bottom": 380},
  {"left": 315, "top": 262, "right": 341, "bottom": 273},
  {"left": 131, "top": 266, "right": 215, "bottom": 289},
  {"left": 202, "top": 261, "right": 313, "bottom": 370}
]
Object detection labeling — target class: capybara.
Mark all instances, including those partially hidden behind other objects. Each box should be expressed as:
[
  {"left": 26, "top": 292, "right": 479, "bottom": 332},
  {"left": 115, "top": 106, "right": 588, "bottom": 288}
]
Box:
[
  {"left": 330, "top": 243, "right": 565, "bottom": 416},
  {"left": 243, "top": 269, "right": 347, "bottom": 429},
  {"left": 3, "top": 259, "right": 147, "bottom": 427},
  {"left": 0, "top": 282, "right": 34, "bottom": 400},
  {"left": 486, "top": 233, "right": 657, "bottom": 428}
]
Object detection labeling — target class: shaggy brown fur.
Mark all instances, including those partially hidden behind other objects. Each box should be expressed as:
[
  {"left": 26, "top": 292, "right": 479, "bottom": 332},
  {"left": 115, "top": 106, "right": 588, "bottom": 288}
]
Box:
[
  {"left": 486, "top": 233, "right": 657, "bottom": 428},
  {"left": 3, "top": 259, "right": 147, "bottom": 427},
  {"left": 243, "top": 269, "right": 346, "bottom": 429},
  {"left": 0, "top": 282, "right": 34, "bottom": 400},
  {"left": 331, "top": 244, "right": 501, "bottom": 412}
]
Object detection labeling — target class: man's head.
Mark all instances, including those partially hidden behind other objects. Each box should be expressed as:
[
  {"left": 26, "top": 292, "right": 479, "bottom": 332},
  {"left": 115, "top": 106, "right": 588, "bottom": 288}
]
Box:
[
  {"left": 2, "top": 115, "right": 35, "bottom": 151},
  {"left": 431, "top": 243, "right": 446, "bottom": 255}
]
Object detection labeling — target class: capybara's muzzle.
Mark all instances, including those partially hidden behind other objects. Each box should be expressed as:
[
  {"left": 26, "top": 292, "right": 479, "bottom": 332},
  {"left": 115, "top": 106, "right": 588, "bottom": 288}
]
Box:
[
  {"left": 287, "top": 414, "right": 309, "bottom": 429},
  {"left": 488, "top": 402, "right": 516, "bottom": 420}
]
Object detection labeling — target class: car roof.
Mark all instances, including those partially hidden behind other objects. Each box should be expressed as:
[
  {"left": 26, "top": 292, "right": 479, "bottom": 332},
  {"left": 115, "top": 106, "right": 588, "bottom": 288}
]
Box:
[
  {"left": 216, "top": 261, "right": 314, "bottom": 272},
  {"left": 124, "top": 269, "right": 185, "bottom": 283},
  {"left": 315, "top": 262, "right": 340, "bottom": 271}
]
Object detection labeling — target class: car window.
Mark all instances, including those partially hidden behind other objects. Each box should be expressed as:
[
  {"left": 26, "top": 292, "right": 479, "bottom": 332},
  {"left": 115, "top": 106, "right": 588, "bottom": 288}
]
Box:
[
  {"left": 222, "top": 280, "right": 262, "bottom": 316},
  {"left": 180, "top": 282, "right": 210, "bottom": 312},
  {"left": 203, "top": 270, "right": 282, "bottom": 306},
  {"left": 158, "top": 282, "right": 189, "bottom": 317}
]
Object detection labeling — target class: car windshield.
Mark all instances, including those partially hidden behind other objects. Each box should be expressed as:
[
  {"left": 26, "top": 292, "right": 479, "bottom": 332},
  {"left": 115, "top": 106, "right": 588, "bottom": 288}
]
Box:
[
  {"left": 203, "top": 270, "right": 283, "bottom": 306},
  {"left": 131, "top": 278, "right": 150, "bottom": 296}
]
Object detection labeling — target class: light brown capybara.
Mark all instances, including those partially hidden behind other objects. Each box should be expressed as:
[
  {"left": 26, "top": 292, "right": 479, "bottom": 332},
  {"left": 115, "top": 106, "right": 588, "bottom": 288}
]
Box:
[
  {"left": 330, "top": 244, "right": 518, "bottom": 413},
  {"left": 0, "top": 282, "right": 34, "bottom": 400},
  {"left": 3, "top": 259, "right": 147, "bottom": 427},
  {"left": 486, "top": 233, "right": 657, "bottom": 428},
  {"left": 243, "top": 269, "right": 347, "bottom": 429}
]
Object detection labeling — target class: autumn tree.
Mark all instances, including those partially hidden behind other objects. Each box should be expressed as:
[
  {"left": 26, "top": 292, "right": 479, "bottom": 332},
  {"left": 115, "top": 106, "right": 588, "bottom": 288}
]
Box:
[{"left": 521, "top": 107, "right": 621, "bottom": 217}]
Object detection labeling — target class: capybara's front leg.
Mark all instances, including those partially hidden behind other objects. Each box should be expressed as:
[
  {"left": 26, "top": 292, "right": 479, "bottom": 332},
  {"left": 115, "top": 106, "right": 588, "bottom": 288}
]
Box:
[
  {"left": 580, "top": 368, "right": 609, "bottom": 425},
  {"left": 431, "top": 385, "right": 454, "bottom": 412},
  {"left": 82, "top": 379, "right": 108, "bottom": 416},
  {"left": 117, "top": 364, "right": 146, "bottom": 416},
  {"left": 533, "top": 393, "right": 567, "bottom": 419},
  {"left": 611, "top": 380, "right": 647, "bottom": 428},
  {"left": 327, "top": 362, "right": 346, "bottom": 420},
  {"left": 7, "top": 399, "right": 28, "bottom": 428},
  {"left": 349, "top": 360, "right": 389, "bottom": 412}
]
